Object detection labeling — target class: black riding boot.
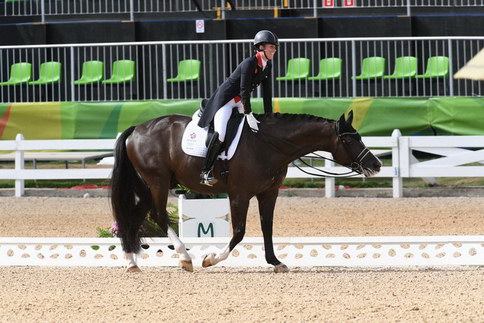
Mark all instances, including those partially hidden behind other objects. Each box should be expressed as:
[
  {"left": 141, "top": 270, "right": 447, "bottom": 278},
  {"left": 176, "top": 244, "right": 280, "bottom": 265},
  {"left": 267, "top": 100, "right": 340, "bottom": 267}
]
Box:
[{"left": 200, "top": 132, "right": 222, "bottom": 186}]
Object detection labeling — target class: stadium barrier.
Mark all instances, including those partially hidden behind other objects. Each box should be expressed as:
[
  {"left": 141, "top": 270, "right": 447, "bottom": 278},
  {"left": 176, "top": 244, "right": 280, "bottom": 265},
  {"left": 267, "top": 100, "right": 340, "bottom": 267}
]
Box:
[
  {"left": 3, "top": 0, "right": 484, "bottom": 21},
  {"left": 1, "top": 37, "right": 484, "bottom": 102},
  {"left": 1, "top": 131, "right": 484, "bottom": 197}
]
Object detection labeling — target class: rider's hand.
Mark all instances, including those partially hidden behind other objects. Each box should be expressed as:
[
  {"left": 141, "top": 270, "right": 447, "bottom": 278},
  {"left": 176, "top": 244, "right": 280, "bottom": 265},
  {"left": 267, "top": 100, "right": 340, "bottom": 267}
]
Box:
[{"left": 245, "top": 112, "right": 260, "bottom": 132}]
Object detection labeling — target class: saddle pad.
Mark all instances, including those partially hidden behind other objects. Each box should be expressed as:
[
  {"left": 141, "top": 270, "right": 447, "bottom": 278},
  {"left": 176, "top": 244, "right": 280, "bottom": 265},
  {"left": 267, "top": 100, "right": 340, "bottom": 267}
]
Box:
[{"left": 181, "top": 110, "right": 245, "bottom": 160}]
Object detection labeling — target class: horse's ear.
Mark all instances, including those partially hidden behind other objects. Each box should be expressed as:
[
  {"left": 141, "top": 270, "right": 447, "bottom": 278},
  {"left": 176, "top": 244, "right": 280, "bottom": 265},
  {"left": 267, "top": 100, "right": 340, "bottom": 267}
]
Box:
[
  {"left": 346, "top": 110, "right": 354, "bottom": 126},
  {"left": 338, "top": 113, "right": 346, "bottom": 124}
]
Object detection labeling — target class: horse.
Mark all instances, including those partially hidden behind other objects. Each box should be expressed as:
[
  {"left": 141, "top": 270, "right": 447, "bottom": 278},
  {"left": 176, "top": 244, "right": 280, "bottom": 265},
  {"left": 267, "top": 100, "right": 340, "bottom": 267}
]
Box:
[{"left": 110, "top": 110, "right": 382, "bottom": 273}]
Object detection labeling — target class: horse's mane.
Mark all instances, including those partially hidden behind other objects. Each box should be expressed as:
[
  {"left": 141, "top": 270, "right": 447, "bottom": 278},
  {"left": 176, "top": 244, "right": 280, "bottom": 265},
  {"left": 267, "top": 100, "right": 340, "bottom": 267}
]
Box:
[{"left": 256, "top": 112, "right": 334, "bottom": 123}]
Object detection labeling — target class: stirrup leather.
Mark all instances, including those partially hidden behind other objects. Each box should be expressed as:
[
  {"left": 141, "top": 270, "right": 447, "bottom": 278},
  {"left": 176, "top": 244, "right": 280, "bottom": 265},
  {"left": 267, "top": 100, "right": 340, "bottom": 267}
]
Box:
[{"left": 200, "top": 132, "right": 222, "bottom": 186}]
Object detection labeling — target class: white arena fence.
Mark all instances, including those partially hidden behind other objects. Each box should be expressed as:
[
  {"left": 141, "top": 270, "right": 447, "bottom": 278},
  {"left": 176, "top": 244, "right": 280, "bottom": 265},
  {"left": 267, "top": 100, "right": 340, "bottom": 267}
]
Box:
[
  {"left": 0, "top": 236, "right": 483, "bottom": 267},
  {"left": 2, "top": 188, "right": 482, "bottom": 268},
  {"left": 3, "top": 0, "right": 484, "bottom": 20},
  {"left": 1, "top": 36, "right": 484, "bottom": 102},
  {"left": 1, "top": 130, "right": 484, "bottom": 198}
]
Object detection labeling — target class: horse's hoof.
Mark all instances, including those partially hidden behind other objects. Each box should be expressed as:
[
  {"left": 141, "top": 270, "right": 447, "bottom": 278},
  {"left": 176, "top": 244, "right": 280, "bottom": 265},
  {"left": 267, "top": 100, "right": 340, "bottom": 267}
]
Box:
[
  {"left": 180, "top": 259, "right": 194, "bottom": 272},
  {"left": 126, "top": 265, "right": 142, "bottom": 273},
  {"left": 202, "top": 253, "right": 216, "bottom": 268},
  {"left": 274, "top": 264, "right": 289, "bottom": 273}
]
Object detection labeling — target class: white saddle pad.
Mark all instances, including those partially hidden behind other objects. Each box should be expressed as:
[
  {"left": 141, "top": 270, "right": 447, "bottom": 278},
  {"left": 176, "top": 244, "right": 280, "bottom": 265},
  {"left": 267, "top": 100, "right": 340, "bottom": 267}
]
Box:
[{"left": 181, "top": 110, "right": 245, "bottom": 160}]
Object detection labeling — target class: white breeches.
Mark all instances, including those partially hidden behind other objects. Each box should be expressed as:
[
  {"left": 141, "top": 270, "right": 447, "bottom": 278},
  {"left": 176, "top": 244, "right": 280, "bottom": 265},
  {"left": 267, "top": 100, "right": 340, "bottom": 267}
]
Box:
[{"left": 213, "top": 99, "right": 243, "bottom": 142}]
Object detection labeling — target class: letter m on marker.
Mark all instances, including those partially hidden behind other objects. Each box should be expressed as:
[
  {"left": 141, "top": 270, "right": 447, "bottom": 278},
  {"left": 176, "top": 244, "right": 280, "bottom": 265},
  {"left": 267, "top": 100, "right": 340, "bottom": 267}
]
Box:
[{"left": 198, "top": 223, "right": 214, "bottom": 237}]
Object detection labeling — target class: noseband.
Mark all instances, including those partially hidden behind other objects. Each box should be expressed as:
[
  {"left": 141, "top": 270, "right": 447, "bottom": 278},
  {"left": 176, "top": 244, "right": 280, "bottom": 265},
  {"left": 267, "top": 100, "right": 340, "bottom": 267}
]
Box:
[{"left": 335, "top": 122, "right": 372, "bottom": 174}]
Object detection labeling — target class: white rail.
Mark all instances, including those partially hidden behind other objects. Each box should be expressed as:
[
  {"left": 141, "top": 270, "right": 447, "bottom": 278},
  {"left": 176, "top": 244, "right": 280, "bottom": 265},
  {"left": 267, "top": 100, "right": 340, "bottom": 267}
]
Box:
[
  {"left": 1, "top": 131, "right": 484, "bottom": 197},
  {"left": 0, "top": 236, "right": 482, "bottom": 267}
]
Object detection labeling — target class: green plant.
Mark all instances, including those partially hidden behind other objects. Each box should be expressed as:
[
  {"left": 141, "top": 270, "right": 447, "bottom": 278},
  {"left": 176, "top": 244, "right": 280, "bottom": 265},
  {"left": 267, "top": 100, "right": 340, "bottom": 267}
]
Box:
[{"left": 97, "top": 202, "right": 179, "bottom": 238}]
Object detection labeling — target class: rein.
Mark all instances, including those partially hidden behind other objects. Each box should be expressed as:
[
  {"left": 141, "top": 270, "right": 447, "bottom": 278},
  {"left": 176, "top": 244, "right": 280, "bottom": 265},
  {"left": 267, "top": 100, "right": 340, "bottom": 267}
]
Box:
[{"left": 253, "top": 122, "right": 361, "bottom": 178}]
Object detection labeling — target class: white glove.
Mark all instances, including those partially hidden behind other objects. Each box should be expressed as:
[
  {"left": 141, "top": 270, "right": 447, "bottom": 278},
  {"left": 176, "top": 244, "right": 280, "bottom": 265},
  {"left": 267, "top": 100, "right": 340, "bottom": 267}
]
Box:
[{"left": 245, "top": 112, "right": 260, "bottom": 132}]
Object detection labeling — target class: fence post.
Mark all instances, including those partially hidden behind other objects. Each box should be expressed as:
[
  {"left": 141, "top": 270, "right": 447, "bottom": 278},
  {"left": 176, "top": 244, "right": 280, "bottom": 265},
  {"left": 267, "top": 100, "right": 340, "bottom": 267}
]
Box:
[
  {"left": 162, "top": 44, "right": 167, "bottom": 99},
  {"left": 448, "top": 38, "right": 454, "bottom": 96},
  {"left": 391, "top": 129, "right": 402, "bottom": 198},
  {"left": 70, "top": 47, "right": 76, "bottom": 102},
  {"left": 129, "top": 0, "right": 134, "bottom": 21},
  {"left": 313, "top": 0, "right": 317, "bottom": 18},
  {"left": 40, "top": 0, "right": 45, "bottom": 23},
  {"left": 15, "top": 133, "right": 25, "bottom": 197},
  {"left": 220, "top": 0, "right": 225, "bottom": 19},
  {"left": 351, "top": 40, "right": 356, "bottom": 98},
  {"left": 325, "top": 158, "right": 335, "bottom": 198},
  {"left": 406, "top": 0, "right": 411, "bottom": 16}
]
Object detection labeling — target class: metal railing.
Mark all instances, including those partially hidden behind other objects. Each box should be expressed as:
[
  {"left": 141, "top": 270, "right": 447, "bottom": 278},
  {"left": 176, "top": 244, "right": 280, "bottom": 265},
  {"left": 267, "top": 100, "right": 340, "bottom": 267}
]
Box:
[
  {"left": 3, "top": 0, "right": 484, "bottom": 21},
  {"left": 1, "top": 37, "right": 483, "bottom": 103}
]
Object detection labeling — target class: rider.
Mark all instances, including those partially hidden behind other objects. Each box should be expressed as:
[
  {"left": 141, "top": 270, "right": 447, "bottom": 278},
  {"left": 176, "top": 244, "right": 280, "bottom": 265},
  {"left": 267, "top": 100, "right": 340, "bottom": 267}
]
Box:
[{"left": 197, "top": 30, "right": 278, "bottom": 186}]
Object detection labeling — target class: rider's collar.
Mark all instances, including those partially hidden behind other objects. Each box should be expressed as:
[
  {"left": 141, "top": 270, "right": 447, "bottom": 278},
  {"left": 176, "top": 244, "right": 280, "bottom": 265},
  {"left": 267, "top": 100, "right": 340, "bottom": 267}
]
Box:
[{"left": 256, "top": 52, "right": 268, "bottom": 70}]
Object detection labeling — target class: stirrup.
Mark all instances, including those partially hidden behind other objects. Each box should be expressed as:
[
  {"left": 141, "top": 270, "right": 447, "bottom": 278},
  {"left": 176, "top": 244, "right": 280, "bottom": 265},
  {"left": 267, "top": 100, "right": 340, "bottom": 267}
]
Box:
[{"left": 200, "top": 171, "right": 218, "bottom": 186}]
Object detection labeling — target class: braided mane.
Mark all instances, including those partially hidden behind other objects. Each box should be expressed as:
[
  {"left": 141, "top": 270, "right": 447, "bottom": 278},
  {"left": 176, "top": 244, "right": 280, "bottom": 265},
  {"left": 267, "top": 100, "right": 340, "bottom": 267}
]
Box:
[{"left": 256, "top": 112, "right": 333, "bottom": 123}]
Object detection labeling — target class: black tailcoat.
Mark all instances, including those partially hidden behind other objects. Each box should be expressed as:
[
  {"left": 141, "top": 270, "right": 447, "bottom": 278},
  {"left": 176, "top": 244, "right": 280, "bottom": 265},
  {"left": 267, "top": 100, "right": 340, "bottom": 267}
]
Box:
[{"left": 198, "top": 55, "right": 272, "bottom": 128}]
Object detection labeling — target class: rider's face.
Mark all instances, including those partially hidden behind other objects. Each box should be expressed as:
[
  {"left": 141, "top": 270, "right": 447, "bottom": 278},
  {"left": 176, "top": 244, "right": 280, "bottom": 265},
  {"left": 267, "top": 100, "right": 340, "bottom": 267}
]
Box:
[{"left": 262, "top": 44, "right": 277, "bottom": 60}]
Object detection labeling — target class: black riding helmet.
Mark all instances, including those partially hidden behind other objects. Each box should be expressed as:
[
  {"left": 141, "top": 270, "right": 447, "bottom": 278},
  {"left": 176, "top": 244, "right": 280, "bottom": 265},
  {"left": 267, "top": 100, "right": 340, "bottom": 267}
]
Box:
[{"left": 253, "top": 30, "right": 279, "bottom": 50}]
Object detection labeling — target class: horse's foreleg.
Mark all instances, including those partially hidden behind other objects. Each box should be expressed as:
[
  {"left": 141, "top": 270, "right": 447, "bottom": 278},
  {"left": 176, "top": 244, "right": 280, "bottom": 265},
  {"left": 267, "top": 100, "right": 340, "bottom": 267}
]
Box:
[
  {"left": 202, "top": 195, "right": 250, "bottom": 268},
  {"left": 257, "top": 188, "right": 289, "bottom": 273},
  {"left": 167, "top": 226, "right": 193, "bottom": 272},
  {"left": 125, "top": 252, "right": 141, "bottom": 272}
]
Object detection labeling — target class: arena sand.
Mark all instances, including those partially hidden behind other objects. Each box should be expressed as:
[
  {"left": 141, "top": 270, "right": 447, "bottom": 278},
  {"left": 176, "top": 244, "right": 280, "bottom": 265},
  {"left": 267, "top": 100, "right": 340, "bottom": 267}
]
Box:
[{"left": 0, "top": 196, "right": 483, "bottom": 322}]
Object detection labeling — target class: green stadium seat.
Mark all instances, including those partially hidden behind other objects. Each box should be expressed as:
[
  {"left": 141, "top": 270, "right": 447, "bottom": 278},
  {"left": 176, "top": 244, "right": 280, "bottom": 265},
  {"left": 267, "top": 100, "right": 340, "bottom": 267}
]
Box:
[
  {"left": 28, "top": 61, "right": 62, "bottom": 85},
  {"left": 167, "top": 59, "right": 201, "bottom": 82},
  {"left": 73, "top": 60, "right": 104, "bottom": 85},
  {"left": 415, "top": 56, "right": 449, "bottom": 79},
  {"left": 352, "top": 56, "right": 386, "bottom": 80},
  {"left": 276, "top": 58, "right": 310, "bottom": 81},
  {"left": 308, "top": 58, "right": 342, "bottom": 81},
  {"left": 102, "top": 60, "right": 135, "bottom": 84},
  {"left": 383, "top": 56, "right": 418, "bottom": 79},
  {"left": 0, "top": 62, "right": 31, "bottom": 86}
]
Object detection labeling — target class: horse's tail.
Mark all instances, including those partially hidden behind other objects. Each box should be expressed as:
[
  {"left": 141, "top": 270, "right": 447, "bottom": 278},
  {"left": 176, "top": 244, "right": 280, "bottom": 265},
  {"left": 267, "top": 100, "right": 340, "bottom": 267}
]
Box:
[{"left": 111, "top": 126, "right": 152, "bottom": 254}]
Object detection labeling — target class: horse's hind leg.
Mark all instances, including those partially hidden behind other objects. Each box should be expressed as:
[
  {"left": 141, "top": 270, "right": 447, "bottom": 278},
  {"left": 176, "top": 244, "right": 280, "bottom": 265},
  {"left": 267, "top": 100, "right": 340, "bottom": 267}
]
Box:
[
  {"left": 203, "top": 195, "right": 250, "bottom": 268},
  {"left": 150, "top": 181, "right": 193, "bottom": 272},
  {"left": 124, "top": 196, "right": 152, "bottom": 273}
]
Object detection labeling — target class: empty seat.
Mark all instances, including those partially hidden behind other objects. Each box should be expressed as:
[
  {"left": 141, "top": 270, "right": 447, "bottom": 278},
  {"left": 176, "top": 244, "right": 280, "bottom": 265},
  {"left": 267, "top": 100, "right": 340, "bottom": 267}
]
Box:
[
  {"left": 102, "top": 60, "right": 135, "bottom": 84},
  {"left": 167, "top": 59, "right": 201, "bottom": 82},
  {"left": 352, "top": 56, "right": 386, "bottom": 80},
  {"left": 74, "top": 60, "right": 104, "bottom": 85},
  {"left": 28, "top": 61, "right": 61, "bottom": 85},
  {"left": 0, "top": 62, "right": 31, "bottom": 86},
  {"left": 415, "top": 56, "right": 449, "bottom": 78},
  {"left": 308, "top": 58, "right": 342, "bottom": 81},
  {"left": 276, "top": 58, "right": 310, "bottom": 81},
  {"left": 383, "top": 56, "right": 418, "bottom": 79}
]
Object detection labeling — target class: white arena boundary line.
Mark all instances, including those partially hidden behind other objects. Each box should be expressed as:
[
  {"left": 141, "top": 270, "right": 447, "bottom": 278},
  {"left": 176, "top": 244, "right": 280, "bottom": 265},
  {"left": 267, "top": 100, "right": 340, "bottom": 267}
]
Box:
[{"left": 0, "top": 236, "right": 483, "bottom": 268}]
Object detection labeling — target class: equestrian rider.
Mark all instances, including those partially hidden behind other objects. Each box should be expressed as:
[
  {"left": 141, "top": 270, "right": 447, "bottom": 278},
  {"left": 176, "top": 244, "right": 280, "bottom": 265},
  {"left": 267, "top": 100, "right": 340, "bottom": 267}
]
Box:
[{"left": 197, "top": 30, "right": 278, "bottom": 186}]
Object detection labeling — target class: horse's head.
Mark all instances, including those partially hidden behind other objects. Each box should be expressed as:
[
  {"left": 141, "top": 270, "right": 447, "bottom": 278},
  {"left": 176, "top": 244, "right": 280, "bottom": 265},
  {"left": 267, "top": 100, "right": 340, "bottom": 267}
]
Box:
[{"left": 332, "top": 111, "right": 381, "bottom": 177}]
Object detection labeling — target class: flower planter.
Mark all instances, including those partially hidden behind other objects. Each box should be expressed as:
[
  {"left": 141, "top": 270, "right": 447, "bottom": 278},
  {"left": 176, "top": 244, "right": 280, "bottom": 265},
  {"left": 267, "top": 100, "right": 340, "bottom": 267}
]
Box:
[{"left": 177, "top": 194, "right": 230, "bottom": 238}]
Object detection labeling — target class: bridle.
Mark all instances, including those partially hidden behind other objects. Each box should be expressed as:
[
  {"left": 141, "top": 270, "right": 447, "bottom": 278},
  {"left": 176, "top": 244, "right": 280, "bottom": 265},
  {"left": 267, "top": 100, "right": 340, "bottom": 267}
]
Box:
[
  {"left": 254, "top": 120, "right": 370, "bottom": 178},
  {"left": 334, "top": 121, "right": 374, "bottom": 175}
]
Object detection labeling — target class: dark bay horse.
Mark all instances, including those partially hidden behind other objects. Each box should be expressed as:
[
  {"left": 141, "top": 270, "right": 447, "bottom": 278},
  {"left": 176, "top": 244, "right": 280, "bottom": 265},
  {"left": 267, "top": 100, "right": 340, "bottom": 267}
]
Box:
[{"left": 111, "top": 110, "right": 382, "bottom": 273}]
